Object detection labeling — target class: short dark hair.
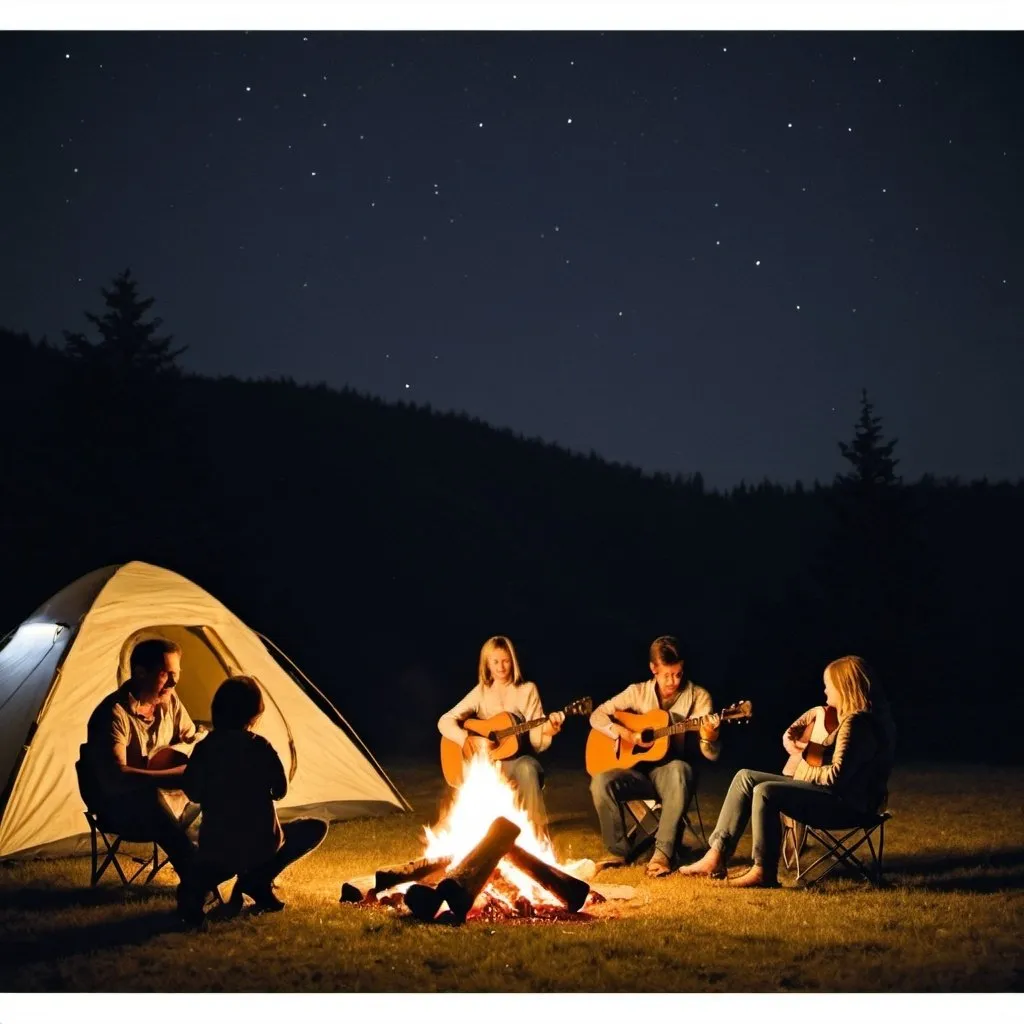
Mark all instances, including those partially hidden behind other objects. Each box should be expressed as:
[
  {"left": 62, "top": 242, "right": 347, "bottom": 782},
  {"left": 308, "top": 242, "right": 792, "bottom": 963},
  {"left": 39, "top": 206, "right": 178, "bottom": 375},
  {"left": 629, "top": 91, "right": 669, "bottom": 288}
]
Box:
[
  {"left": 129, "top": 637, "right": 182, "bottom": 675},
  {"left": 649, "top": 635, "right": 685, "bottom": 666},
  {"left": 212, "top": 675, "right": 265, "bottom": 730}
]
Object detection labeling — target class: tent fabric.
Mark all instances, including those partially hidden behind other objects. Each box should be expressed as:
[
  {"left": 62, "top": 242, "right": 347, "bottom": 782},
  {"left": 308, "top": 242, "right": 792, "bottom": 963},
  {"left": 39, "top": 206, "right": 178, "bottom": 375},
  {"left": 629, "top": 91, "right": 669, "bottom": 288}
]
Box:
[{"left": 0, "top": 561, "right": 409, "bottom": 859}]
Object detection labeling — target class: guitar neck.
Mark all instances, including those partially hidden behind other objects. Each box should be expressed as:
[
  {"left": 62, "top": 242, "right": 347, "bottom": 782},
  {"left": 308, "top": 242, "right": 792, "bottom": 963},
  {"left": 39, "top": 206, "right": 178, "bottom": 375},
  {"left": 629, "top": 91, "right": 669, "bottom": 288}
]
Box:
[
  {"left": 654, "top": 713, "right": 715, "bottom": 740},
  {"left": 497, "top": 715, "right": 550, "bottom": 740}
]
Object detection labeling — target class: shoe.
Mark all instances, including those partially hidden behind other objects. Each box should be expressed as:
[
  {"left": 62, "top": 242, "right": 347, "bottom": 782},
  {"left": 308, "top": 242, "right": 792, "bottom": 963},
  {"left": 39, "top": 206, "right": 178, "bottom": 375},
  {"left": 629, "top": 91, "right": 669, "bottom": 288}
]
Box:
[
  {"left": 596, "top": 853, "right": 628, "bottom": 870},
  {"left": 645, "top": 850, "right": 672, "bottom": 877},
  {"left": 231, "top": 877, "right": 286, "bottom": 914},
  {"left": 176, "top": 880, "right": 207, "bottom": 928}
]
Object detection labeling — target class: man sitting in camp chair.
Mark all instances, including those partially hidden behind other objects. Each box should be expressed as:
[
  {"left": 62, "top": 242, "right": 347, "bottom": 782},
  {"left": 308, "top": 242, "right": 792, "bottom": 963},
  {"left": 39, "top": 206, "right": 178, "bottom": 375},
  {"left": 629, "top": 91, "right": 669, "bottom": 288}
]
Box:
[{"left": 83, "top": 637, "right": 203, "bottom": 908}]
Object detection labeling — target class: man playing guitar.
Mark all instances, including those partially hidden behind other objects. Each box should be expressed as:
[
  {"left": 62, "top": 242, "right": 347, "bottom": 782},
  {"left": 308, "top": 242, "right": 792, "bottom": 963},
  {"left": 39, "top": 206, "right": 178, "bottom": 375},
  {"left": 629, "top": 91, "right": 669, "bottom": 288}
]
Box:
[{"left": 588, "top": 636, "right": 721, "bottom": 877}]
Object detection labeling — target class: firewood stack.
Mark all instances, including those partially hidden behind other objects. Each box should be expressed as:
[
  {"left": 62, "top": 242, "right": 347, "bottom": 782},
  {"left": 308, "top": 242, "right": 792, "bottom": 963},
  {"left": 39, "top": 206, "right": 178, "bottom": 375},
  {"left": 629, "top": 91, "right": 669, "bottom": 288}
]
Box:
[{"left": 340, "top": 815, "right": 596, "bottom": 924}]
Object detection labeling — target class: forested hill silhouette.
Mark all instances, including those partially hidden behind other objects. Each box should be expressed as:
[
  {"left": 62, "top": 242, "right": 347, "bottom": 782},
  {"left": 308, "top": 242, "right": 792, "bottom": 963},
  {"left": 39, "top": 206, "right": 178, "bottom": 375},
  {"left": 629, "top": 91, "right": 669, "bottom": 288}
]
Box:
[{"left": 2, "top": 272, "right": 1022, "bottom": 766}]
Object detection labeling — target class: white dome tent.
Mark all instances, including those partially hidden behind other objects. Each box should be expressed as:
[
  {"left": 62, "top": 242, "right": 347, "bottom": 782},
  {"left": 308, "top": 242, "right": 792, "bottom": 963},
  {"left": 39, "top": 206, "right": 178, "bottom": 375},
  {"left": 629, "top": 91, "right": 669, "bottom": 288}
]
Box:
[{"left": 0, "top": 560, "right": 410, "bottom": 859}]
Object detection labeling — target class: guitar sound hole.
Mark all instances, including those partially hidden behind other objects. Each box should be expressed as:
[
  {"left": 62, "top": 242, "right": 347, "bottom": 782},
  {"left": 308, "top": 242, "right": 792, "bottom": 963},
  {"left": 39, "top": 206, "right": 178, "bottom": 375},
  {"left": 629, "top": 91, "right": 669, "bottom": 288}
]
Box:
[{"left": 639, "top": 730, "right": 654, "bottom": 745}]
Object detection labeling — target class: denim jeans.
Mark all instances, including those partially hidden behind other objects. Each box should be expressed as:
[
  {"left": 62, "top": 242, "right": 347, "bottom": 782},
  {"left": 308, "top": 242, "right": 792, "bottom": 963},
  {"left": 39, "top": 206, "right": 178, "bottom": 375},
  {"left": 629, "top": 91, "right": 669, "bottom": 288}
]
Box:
[
  {"left": 709, "top": 769, "right": 869, "bottom": 878},
  {"left": 501, "top": 755, "right": 548, "bottom": 834},
  {"left": 590, "top": 759, "right": 696, "bottom": 861}
]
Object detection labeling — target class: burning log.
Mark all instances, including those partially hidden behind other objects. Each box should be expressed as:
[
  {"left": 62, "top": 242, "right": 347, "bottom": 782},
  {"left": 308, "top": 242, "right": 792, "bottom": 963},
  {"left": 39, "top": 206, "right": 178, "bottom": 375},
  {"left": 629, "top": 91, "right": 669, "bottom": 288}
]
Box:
[
  {"left": 504, "top": 844, "right": 591, "bottom": 912},
  {"left": 488, "top": 867, "right": 523, "bottom": 907},
  {"left": 403, "top": 882, "right": 447, "bottom": 921},
  {"left": 375, "top": 855, "right": 451, "bottom": 892},
  {"left": 339, "top": 875, "right": 376, "bottom": 903},
  {"left": 433, "top": 816, "right": 522, "bottom": 923}
]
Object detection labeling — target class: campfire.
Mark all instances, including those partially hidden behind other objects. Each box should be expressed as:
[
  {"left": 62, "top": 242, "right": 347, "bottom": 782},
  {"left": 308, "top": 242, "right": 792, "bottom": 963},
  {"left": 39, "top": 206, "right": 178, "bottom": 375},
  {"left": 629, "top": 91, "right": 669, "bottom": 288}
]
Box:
[{"left": 340, "top": 755, "right": 607, "bottom": 924}]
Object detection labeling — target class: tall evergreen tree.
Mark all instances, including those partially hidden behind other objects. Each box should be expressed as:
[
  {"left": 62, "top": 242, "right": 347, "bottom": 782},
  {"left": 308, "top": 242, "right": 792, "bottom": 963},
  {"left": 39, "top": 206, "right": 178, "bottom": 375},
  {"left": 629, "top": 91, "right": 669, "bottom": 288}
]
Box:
[
  {"left": 837, "top": 388, "right": 900, "bottom": 489},
  {"left": 63, "top": 268, "right": 186, "bottom": 379}
]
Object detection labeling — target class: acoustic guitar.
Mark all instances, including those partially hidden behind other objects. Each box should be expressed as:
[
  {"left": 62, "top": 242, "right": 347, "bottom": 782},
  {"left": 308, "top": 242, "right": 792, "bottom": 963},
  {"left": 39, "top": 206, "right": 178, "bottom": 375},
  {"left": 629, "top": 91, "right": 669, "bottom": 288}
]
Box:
[
  {"left": 440, "top": 696, "right": 593, "bottom": 787},
  {"left": 584, "top": 701, "right": 753, "bottom": 776},
  {"left": 148, "top": 735, "right": 206, "bottom": 824},
  {"left": 782, "top": 704, "right": 839, "bottom": 779}
]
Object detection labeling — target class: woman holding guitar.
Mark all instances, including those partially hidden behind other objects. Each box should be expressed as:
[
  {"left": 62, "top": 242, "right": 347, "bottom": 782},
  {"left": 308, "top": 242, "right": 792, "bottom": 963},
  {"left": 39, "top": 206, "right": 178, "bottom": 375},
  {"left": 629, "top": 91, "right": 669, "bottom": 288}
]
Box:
[
  {"left": 679, "top": 655, "right": 892, "bottom": 888},
  {"left": 437, "top": 635, "right": 565, "bottom": 834}
]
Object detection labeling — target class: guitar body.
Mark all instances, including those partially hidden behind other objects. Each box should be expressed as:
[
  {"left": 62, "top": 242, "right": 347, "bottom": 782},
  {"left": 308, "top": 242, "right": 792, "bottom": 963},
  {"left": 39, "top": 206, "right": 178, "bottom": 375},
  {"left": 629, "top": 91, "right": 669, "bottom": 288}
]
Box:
[
  {"left": 147, "top": 744, "right": 192, "bottom": 771},
  {"left": 584, "top": 709, "right": 673, "bottom": 775},
  {"left": 783, "top": 705, "right": 839, "bottom": 778},
  {"left": 439, "top": 712, "right": 524, "bottom": 787}
]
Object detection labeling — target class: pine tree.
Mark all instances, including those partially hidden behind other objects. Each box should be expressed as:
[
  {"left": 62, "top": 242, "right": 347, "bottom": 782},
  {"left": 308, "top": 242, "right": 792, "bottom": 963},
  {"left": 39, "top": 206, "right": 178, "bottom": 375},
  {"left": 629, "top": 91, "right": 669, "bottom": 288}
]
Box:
[
  {"left": 836, "top": 388, "right": 900, "bottom": 489},
  {"left": 63, "top": 268, "right": 186, "bottom": 379}
]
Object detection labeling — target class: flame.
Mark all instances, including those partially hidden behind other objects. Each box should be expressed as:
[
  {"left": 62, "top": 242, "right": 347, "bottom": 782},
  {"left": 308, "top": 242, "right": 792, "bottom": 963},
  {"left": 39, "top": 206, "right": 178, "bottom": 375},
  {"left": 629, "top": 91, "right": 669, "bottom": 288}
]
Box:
[{"left": 422, "top": 754, "right": 565, "bottom": 908}]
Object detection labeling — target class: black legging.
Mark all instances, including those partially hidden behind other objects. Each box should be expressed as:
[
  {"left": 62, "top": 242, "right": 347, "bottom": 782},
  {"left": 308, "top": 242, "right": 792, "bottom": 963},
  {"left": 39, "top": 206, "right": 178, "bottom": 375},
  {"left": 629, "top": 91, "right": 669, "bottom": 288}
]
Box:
[{"left": 196, "top": 817, "right": 329, "bottom": 890}]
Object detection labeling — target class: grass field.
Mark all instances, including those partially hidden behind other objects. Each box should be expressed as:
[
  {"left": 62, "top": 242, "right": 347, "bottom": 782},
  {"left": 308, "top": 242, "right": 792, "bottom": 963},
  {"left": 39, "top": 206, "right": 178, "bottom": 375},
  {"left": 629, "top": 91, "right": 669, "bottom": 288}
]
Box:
[{"left": 1, "top": 761, "right": 1022, "bottom": 992}]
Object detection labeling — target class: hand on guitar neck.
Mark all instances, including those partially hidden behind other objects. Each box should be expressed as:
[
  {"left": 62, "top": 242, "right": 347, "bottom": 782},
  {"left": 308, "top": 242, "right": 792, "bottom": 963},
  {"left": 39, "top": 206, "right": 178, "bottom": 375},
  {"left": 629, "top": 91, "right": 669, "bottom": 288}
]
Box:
[{"left": 462, "top": 710, "right": 566, "bottom": 759}]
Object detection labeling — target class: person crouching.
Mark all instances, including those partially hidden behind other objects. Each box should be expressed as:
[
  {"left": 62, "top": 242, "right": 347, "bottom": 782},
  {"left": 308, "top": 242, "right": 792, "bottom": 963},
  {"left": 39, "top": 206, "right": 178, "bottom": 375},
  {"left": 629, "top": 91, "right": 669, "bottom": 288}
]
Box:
[{"left": 178, "top": 675, "right": 328, "bottom": 926}]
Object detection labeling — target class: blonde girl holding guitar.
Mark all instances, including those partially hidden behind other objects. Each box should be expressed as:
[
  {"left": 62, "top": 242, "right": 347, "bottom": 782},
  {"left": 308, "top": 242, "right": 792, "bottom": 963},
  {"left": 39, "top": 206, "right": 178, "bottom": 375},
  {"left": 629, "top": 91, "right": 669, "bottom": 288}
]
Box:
[
  {"left": 679, "top": 655, "right": 893, "bottom": 887},
  {"left": 437, "top": 635, "right": 565, "bottom": 836}
]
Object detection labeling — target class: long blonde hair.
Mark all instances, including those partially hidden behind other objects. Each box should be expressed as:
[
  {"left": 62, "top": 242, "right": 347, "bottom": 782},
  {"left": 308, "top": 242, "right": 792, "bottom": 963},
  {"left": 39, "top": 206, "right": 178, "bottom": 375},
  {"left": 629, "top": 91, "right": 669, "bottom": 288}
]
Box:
[
  {"left": 478, "top": 635, "right": 525, "bottom": 687},
  {"left": 825, "top": 655, "right": 873, "bottom": 719}
]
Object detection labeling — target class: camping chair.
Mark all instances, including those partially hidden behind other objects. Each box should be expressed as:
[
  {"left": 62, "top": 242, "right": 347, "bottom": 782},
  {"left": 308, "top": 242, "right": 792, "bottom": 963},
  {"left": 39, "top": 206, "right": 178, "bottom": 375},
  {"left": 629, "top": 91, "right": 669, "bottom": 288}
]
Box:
[
  {"left": 781, "top": 810, "right": 892, "bottom": 886},
  {"left": 621, "top": 790, "right": 709, "bottom": 862},
  {"left": 75, "top": 753, "right": 172, "bottom": 887}
]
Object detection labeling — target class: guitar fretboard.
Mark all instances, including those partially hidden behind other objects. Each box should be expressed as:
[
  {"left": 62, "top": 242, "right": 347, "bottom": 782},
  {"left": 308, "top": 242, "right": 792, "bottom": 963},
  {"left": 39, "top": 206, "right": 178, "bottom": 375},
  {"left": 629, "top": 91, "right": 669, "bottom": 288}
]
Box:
[
  {"left": 651, "top": 714, "right": 713, "bottom": 740},
  {"left": 494, "top": 717, "right": 549, "bottom": 741}
]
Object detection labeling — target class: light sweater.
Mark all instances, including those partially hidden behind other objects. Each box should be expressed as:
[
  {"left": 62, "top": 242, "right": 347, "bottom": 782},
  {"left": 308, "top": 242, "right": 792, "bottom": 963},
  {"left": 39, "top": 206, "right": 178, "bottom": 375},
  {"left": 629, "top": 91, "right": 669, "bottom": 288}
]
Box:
[
  {"left": 589, "top": 679, "right": 721, "bottom": 762},
  {"left": 790, "top": 708, "right": 889, "bottom": 815},
  {"left": 437, "top": 680, "right": 553, "bottom": 754}
]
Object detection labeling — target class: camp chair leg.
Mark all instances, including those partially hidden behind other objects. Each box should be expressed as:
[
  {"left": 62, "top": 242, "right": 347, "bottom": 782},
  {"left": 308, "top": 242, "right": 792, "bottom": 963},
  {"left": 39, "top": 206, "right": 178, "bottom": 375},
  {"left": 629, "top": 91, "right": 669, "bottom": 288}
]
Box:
[
  {"left": 621, "top": 795, "right": 708, "bottom": 861},
  {"left": 621, "top": 800, "right": 658, "bottom": 862},
  {"left": 795, "top": 825, "right": 884, "bottom": 887},
  {"left": 85, "top": 812, "right": 171, "bottom": 888},
  {"left": 781, "top": 818, "right": 809, "bottom": 873},
  {"left": 88, "top": 813, "right": 100, "bottom": 886},
  {"left": 141, "top": 843, "right": 170, "bottom": 885},
  {"left": 685, "top": 790, "right": 709, "bottom": 850},
  {"left": 875, "top": 819, "right": 885, "bottom": 884},
  {"left": 99, "top": 835, "right": 131, "bottom": 886}
]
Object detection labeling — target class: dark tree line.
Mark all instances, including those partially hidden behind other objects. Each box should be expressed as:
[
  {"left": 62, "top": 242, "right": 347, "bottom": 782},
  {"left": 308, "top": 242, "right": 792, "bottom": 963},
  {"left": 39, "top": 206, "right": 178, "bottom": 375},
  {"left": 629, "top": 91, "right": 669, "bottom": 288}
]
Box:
[{"left": 2, "top": 272, "right": 1021, "bottom": 769}]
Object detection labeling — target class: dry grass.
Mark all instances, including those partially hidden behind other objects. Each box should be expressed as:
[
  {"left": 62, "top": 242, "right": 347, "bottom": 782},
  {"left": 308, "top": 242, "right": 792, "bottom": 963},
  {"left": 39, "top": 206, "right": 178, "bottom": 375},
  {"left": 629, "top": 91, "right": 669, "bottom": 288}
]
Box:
[{"left": 1, "top": 762, "right": 1022, "bottom": 992}]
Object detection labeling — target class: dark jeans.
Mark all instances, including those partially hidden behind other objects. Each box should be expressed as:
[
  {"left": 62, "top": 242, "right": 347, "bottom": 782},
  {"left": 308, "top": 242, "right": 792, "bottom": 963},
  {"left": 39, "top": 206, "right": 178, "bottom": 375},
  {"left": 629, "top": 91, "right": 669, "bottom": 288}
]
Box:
[
  {"left": 709, "top": 769, "right": 870, "bottom": 878},
  {"left": 101, "top": 788, "right": 197, "bottom": 877},
  {"left": 195, "top": 817, "right": 329, "bottom": 891},
  {"left": 590, "top": 759, "right": 696, "bottom": 861},
  {"left": 500, "top": 755, "right": 548, "bottom": 834}
]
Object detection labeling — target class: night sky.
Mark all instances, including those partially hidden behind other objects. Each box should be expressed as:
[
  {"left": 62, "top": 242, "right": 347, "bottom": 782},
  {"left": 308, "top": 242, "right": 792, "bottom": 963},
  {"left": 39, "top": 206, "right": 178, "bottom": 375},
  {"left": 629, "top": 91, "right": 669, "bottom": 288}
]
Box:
[{"left": 2, "top": 26, "right": 1022, "bottom": 489}]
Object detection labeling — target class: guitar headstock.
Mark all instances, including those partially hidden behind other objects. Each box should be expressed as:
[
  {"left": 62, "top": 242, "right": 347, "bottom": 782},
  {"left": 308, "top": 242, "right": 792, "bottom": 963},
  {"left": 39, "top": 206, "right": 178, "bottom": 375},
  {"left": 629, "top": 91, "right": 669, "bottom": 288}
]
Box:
[
  {"left": 721, "top": 700, "right": 753, "bottom": 722},
  {"left": 565, "top": 696, "right": 593, "bottom": 717}
]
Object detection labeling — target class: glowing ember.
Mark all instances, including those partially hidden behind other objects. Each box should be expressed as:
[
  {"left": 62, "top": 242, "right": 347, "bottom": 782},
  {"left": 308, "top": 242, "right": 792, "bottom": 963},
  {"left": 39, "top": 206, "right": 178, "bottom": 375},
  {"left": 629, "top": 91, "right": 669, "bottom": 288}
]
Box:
[{"left": 422, "top": 755, "right": 569, "bottom": 909}]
